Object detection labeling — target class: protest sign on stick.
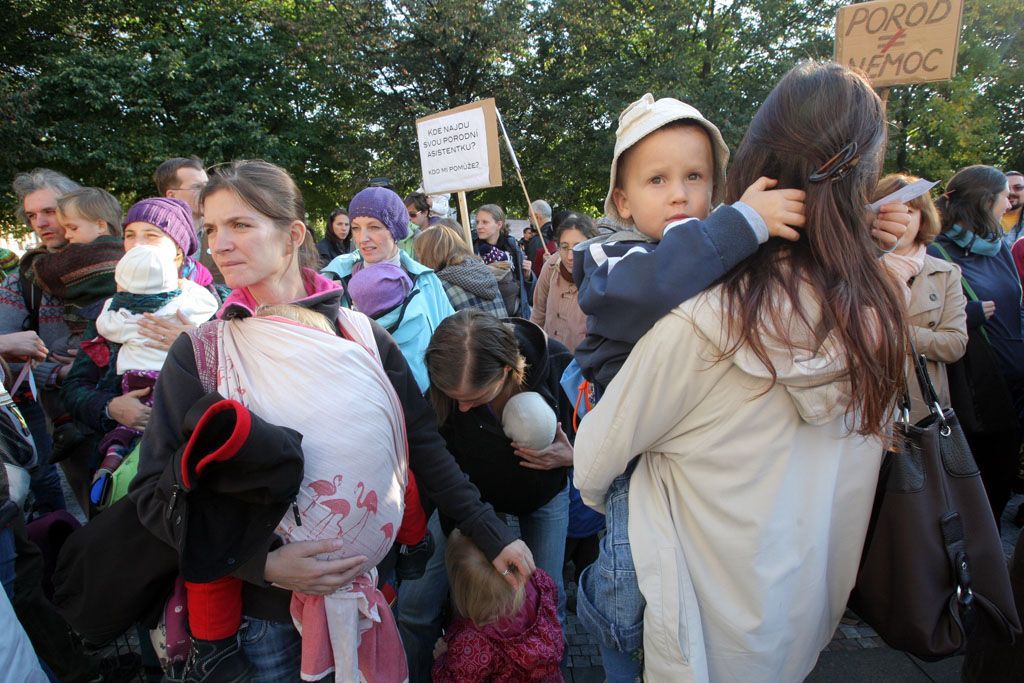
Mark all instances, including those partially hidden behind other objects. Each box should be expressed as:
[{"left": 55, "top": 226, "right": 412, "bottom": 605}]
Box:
[
  {"left": 417, "top": 99, "right": 502, "bottom": 245},
  {"left": 835, "top": 0, "right": 964, "bottom": 88}
]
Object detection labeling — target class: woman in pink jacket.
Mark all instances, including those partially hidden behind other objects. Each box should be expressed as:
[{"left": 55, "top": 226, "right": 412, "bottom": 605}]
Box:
[{"left": 530, "top": 213, "right": 598, "bottom": 352}]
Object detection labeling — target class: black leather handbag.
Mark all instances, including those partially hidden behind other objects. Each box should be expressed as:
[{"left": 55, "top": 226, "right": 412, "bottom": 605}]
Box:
[{"left": 849, "top": 349, "right": 1021, "bottom": 658}]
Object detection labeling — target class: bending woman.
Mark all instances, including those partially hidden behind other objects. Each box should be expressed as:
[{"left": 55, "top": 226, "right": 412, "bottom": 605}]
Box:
[
  {"left": 128, "top": 161, "right": 532, "bottom": 681},
  {"left": 398, "top": 310, "right": 574, "bottom": 682},
  {"left": 574, "top": 62, "right": 907, "bottom": 681}
]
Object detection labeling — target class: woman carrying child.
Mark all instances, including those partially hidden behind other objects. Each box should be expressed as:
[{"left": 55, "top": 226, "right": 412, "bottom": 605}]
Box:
[
  {"left": 322, "top": 186, "right": 455, "bottom": 392},
  {"left": 60, "top": 198, "right": 221, "bottom": 491},
  {"left": 128, "top": 160, "right": 532, "bottom": 681},
  {"left": 575, "top": 62, "right": 908, "bottom": 681},
  {"left": 87, "top": 244, "right": 219, "bottom": 506}
]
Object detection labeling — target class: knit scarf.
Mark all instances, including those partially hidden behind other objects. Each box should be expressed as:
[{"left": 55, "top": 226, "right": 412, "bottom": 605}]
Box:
[
  {"left": 558, "top": 259, "right": 573, "bottom": 284},
  {"left": 947, "top": 223, "right": 1002, "bottom": 257},
  {"left": 108, "top": 289, "right": 182, "bottom": 313},
  {"left": 30, "top": 237, "right": 123, "bottom": 305},
  {"left": 181, "top": 258, "right": 214, "bottom": 288},
  {"left": 882, "top": 244, "right": 926, "bottom": 304}
]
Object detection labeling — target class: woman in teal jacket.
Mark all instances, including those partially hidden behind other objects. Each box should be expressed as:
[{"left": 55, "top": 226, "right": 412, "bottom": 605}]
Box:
[{"left": 322, "top": 187, "right": 454, "bottom": 392}]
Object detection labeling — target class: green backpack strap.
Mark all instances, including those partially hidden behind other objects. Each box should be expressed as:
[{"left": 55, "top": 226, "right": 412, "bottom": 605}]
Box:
[{"left": 931, "top": 241, "right": 990, "bottom": 343}]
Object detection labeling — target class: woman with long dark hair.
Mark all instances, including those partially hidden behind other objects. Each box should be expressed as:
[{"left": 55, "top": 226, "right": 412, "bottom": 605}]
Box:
[
  {"left": 574, "top": 62, "right": 907, "bottom": 680},
  {"left": 316, "top": 207, "right": 351, "bottom": 266},
  {"left": 929, "top": 165, "right": 1020, "bottom": 524}
]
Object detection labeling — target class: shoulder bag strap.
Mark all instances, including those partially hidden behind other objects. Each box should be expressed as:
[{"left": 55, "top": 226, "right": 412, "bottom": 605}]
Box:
[
  {"left": 905, "top": 328, "right": 949, "bottom": 432},
  {"left": 931, "top": 242, "right": 991, "bottom": 345}
]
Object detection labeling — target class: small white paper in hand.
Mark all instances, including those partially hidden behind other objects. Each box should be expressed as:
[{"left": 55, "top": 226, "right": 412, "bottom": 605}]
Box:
[{"left": 867, "top": 179, "right": 938, "bottom": 213}]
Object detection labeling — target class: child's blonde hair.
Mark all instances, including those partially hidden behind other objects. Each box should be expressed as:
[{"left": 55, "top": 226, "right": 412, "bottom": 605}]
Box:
[
  {"left": 255, "top": 304, "right": 336, "bottom": 335},
  {"left": 445, "top": 530, "right": 524, "bottom": 626},
  {"left": 57, "top": 187, "right": 124, "bottom": 237}
]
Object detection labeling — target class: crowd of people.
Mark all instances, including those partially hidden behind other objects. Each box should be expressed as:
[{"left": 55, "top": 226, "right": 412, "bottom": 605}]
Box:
[{"left": 0, "top": 59, "right": 1022, "bottom": 683}]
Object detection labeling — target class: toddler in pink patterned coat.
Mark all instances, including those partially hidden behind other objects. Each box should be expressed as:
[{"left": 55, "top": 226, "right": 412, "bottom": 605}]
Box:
[{"left": 432, "top": 530, "right": 564, "bottom": 682}]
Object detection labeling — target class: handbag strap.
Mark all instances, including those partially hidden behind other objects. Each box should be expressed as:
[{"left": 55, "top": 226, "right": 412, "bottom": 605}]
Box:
[
  {"left": 931, "top": 241, "right": 992, "bottom": 345},
  {"left": 903, "top": 329, "right": 951, "bottom": 434}
]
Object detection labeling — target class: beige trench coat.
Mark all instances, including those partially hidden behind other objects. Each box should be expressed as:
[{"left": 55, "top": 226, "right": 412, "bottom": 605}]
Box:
[
  {"left": 574, "top": 289, "right": 883, "bottom": 682},
  {"left": 905, "top": 255, "right": 968, "bottom": 422}
]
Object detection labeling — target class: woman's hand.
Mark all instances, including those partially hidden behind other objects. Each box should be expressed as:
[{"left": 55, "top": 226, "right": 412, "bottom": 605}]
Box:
[
  {"left": 106, "top": 387, "right": 152, "bottom": 429},
  {"left": 982, "top": 301, "right": 996, "bottom": 319},
  {"left": 433, "top": 638, "right": 448, "bottom": 660},
  {"left": 138, "top": 310, "right": 194, "bottom": 351},
  {"left": 0, "top": 331, "right": 48, "bottom": 362},
  {"left": 491, "top": 539, "right": 535, "bottom": 589},
  {"left": 872, "top": 203, "right": 910, "bottom": 250},
  {"left": 265, "top": 539, "right": 367, "bottom": 595},
  {"left": 512, "top": 423, "right": 574, "bottom": 470}
]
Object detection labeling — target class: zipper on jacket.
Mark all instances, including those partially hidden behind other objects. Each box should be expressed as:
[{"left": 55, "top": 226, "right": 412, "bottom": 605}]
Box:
[
  {"left": 166, "top": 484, "right": 180, "bottom": 521},
  {"left": 292, "top": 498, "right": 302, "bottom": 526}
]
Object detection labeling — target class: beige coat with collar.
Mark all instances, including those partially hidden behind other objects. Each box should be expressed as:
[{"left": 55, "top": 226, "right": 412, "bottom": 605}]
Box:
[
  {"left": 904, "top": 255, "right": 968, "bottom": 422},
  {"left": 574, "top": 286, "right": 883, "bottom": 682}
]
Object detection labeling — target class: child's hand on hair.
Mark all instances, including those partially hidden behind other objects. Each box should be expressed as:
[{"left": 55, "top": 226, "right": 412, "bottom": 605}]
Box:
[
  {"left": 871, "top": 203, "right": 910, "bottom": 250},
  {"left": 433, "top": 637, "right": 448, "bottom": 660},
  {"left": 739, "top": 177, "right": 806, "bottom": 242}
]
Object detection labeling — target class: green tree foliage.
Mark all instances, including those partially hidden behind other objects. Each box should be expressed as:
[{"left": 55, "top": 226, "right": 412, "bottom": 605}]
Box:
[
  {"left": 883, "top": 0, "right": 1023, "bottom": 182},
  {"left": 0, "top": 0, "right": 1019, "bottom": 233}
]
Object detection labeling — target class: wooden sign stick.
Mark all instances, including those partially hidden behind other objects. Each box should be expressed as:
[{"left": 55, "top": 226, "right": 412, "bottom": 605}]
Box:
[
  {"left": 496, "top": 108, "right": 537, "bottom": 230},
  {"left": 457, "top": 191, "right": 472, "bottom": 246}
]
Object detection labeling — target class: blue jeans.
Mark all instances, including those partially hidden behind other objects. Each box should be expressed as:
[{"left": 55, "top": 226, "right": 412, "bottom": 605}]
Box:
[
  {"left": 239, "top": 617, "right": 301, "bottom": 682},
  {"left": 0, "top": 527, "right": 15, "bottom": 600},
  {"left": 577, "top": 462, "right": 644, "bottom": 682},
  {"left": 19, "top": 400, "right": 64, "bottom": 515},
  {"left": 397, "top": 482, "right": 570, "bottom": 683}
]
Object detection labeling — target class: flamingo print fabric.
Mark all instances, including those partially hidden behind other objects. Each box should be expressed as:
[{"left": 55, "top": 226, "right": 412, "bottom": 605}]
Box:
[{"left": 215, "top": 313, "right": 409, "bottom": 682}]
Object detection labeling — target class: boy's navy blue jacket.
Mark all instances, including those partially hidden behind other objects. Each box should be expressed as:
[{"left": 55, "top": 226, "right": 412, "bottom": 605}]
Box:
[{"left": 573, "top": 204, "right": 762, "bottom": 390}]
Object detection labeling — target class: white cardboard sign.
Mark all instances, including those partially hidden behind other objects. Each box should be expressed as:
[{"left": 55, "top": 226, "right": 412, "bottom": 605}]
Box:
[{"left": 416, "top": 99, "right": 502, "bottom": 195}]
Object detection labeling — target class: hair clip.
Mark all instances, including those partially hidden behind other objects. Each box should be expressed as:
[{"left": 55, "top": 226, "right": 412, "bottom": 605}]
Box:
[
  {"left": 809, "top": 142, "right": 860, "bottom": 183},
  {"left": 940, "top": 188, "right": 956, "bottom": 199}
]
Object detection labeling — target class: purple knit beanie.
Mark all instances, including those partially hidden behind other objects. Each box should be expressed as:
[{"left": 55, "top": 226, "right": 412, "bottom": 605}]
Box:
[
  {"left": 348, "top": 187, "right": 409, "bottom": 243},
  {"left": 348, "top": 263, "right": 412, "bottom": 318},
  {"left": 124, "top": 197, "right": 198, "bottom": 258}
]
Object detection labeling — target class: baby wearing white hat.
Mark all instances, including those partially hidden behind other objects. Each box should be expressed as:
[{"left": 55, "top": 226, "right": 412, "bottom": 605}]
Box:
[{"left": 89, "top": 245, "right": 219, "bottom": 506}]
